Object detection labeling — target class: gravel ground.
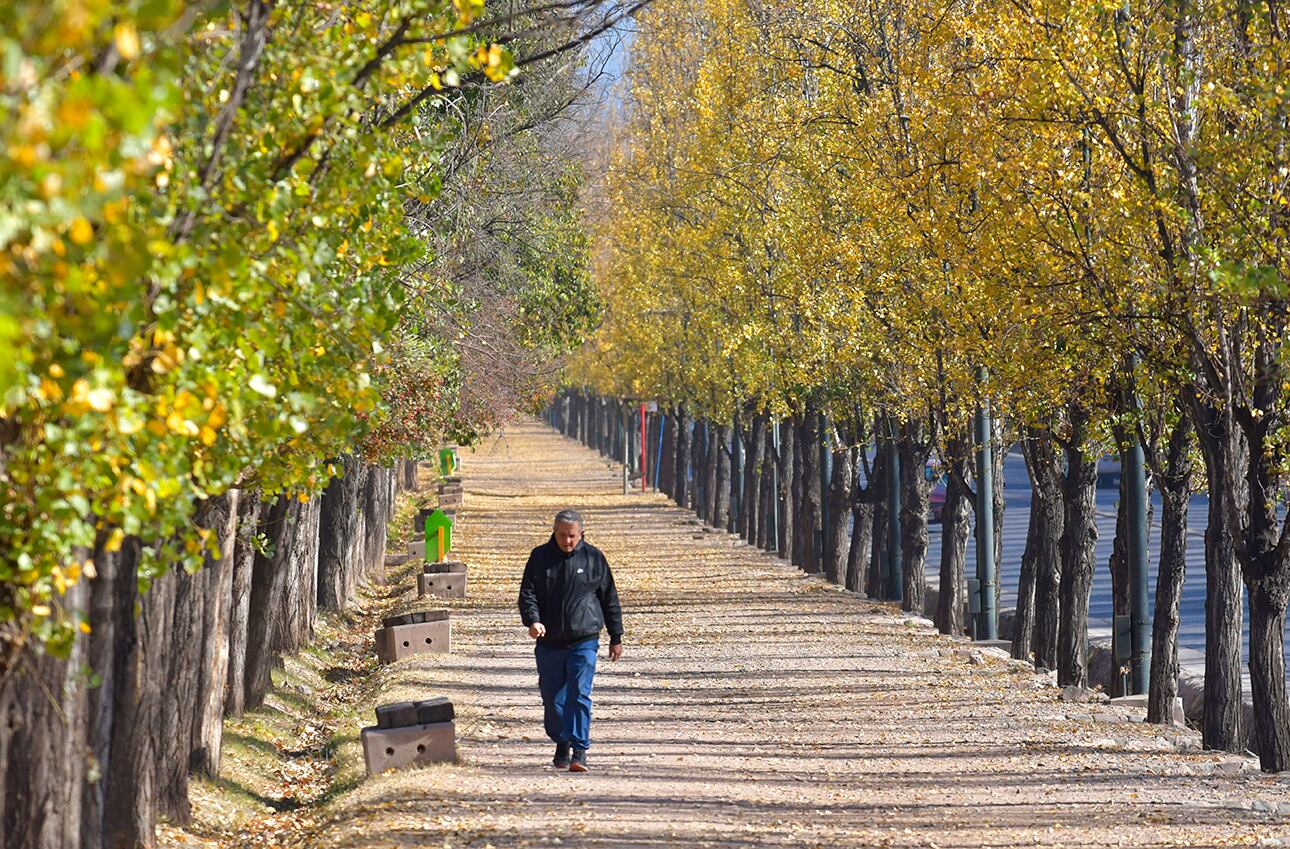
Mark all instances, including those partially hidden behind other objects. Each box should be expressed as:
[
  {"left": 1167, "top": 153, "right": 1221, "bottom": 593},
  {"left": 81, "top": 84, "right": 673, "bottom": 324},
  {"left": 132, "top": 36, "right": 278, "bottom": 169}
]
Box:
[{"left": 311, "top": 420, "right": 1290, "bottom": 848}]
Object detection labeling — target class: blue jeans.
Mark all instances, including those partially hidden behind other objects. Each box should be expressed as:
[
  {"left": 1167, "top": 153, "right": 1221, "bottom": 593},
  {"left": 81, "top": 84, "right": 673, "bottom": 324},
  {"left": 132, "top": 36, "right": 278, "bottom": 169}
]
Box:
[{"left": 535, "top": 637, "right": 599, "bottom": 751}]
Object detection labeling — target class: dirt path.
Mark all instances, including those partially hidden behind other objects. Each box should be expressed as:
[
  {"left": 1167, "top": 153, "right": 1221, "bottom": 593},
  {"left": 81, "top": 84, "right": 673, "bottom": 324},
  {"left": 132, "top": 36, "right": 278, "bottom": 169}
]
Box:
[{"left": 312, "top": 420, "right": 1289, "bottom": 848}]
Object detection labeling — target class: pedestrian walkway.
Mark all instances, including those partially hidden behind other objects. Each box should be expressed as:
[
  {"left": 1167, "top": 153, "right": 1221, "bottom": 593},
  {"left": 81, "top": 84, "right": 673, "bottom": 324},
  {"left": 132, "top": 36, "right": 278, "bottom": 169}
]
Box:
[{"left": 315, "top": 421, "right": 1287, "bottom": 849}]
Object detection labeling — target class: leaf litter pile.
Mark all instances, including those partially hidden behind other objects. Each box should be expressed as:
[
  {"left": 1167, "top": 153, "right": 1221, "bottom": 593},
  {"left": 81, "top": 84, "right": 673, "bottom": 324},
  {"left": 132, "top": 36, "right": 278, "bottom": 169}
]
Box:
[{"left": 171, "top": 420, "right": 1290, "bottom": 848}]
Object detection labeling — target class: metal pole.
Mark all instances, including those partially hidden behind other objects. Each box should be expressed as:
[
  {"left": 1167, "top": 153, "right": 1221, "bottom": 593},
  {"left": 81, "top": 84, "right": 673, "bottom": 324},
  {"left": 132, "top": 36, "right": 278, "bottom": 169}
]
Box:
[
  {"left": 640, "top": 404, "right": 648, "bottom": 490},
  {"left": 621, "top": 407, "right": 629, "bottom": 495},
  {"left": 974, "top": 367, "right": 998, "bottom": 640},
  {"left": 819, "top": 412, "right": 830, "bottom": 570},
  {"left": 1126, "top": 410, "right": 1151, "bottom": 694},
  {"left": 770, "top": 419, "right": 780, "bottom": 553},
  {"left": 732, "top": 419, "right": 743, "bottom": 527},
  {"left": 654, "top": 415, "right": 666, "bottom": 493},
  {"left": 886, "top": 427, "right": 903, "bottom": 603}
]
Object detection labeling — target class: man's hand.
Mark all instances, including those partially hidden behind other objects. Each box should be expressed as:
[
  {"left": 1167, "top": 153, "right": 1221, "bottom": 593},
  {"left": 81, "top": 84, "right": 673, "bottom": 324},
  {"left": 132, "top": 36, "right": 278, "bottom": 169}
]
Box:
[
  {"left": 528, "top": 623, "right": 546, "bottom": 639},
  {"left": 608, "top": 643, "right": 623, "bottom": 661}
]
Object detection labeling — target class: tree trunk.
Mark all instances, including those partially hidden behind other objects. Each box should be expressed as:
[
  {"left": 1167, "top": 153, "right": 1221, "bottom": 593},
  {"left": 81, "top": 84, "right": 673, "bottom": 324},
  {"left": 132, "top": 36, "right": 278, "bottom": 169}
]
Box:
[
  {"left": 81, "top": 536, "right": 128, "bottom": 849},
  {"left": 899, "top": 421, "right": 932, "bottom": 612},
  {"left": 846, "top": 447, "right": 874, "bottom": 593},
  {"left": 1189, "top": 396, "right": 1245, "bottom": 753},
  {"left": 777, "top": 419, "right": 794, "bottom": 559},
  {"left": 593, "top": 396, "right": 603, "bottom": 453},
  {"left": 225, "top": 490, "right": 261, "bottom": 717},
  {"left": 660, "top": 408, "right": 676, "bottom": 496},
  {"left": 743, "top": 412, "right": 766, "bottom": 544},
  {"left": 97, "top": 535, "right": 152, "bottom": 849},
  {"left": 758, "top": 419, "right": 775, "bottom": 550},
  {"left": 937, "top": 434, "right": 972, "bottom": 636},
  {"left": 704, "top": 423, "right": 720, "bottom": 522},
  {"left": 691, "top": 418, "right": 704, "bottom": 514},
  {"left": 866, "top": 446, "right": 889, "bottom": 599},
  {"left": 282, "top": 496, "right": 322, "bottom": 653},
  {"left": 576, "top": 392, "right": 587, "bottom": 443},
  {"left": 787, "top": 418, "right": 801, "bottom": 564},
  {"left": 156, "top": 551, "right": 207, "bottom": 825},
  {"left": 796, "top": 413, "right": 821, "bottom": 573},
  {"left": 729, "top": 413, "right": 743, "bottom": 532},
  {"left": 1, "top": 584, "right": 90, "bottom": 849},
  {"left": 1024, "top": 428, "right": 1064, "bottom": 670},
  {"left": 364, "top": 466, "right": 395, "bottom": 584},
  {"left": 317, "top": 455, "right": 366, "bottom": 610},
  {"left": 824, "top": 442, "right": 852, "bottom": 585},
  {"left": 675, "top": 405, "right": 692, "bottom": 508},
  {"left": 1232, "top": 346, "right": 1290, "bottom": 769},
  {"left": 755, "top": 427, "right": 769, "bottom": 549},
  {"left": 1248, "top": 582, "right": 1290, "bottom": 771},
  {"left": 244, "top": 495, "right": 296, "bottom": 710},
  {"left": 1012, "top": 470, "right": 1041, "bottom": 658},
  {"left": 1057, "top": 410, "right": 1099, "bottom": 688},
  {"left": 1147, "top": 415, "right": 1193, "bottom": 725},
  {"left": 192, "top": 491, "right": 239, "bottom": 778},
  {"left": 1014, "top": 428, "right": 1060, "bottom": 663},
  {"left": 714, "top": 424, "right": 732, "bottom": 530},
  {"left": 104, "top": 531, "right": 172, "bottom": 849}
]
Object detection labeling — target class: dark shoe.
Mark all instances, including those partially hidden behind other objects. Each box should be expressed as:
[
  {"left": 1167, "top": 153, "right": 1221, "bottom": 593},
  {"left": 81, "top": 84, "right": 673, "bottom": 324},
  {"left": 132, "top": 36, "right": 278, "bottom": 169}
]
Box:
[
  {"left": 553, "top": 743, "right": 571, "bottom": 769},
  {"left": 569, "top": 749, "right": 588, "bottom": 773}
]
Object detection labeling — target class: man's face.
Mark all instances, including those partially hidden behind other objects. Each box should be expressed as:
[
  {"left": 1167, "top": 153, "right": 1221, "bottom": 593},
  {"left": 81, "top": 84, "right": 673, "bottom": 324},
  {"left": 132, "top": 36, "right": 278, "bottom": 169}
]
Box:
[{"left": 554, "top": 520, "right": 582, "bottom": 553}]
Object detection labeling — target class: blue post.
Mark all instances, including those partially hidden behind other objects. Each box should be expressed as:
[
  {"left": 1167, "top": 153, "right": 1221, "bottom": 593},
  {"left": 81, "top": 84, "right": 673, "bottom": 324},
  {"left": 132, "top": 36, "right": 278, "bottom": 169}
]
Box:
[{"left": 654, "top": 415, "right": 666, "bottom": 494}]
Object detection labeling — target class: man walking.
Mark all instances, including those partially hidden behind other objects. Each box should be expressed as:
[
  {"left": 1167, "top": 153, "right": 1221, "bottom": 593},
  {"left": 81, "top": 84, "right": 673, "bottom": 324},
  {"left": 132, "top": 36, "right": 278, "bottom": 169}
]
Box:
[{"left": 519, "top": 509, "right": 623, "bottom": 772}]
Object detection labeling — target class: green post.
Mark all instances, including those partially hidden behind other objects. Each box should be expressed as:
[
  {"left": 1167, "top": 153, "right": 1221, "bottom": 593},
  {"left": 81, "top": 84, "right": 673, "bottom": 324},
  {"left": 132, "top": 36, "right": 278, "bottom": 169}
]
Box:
[
  {"left": 885, "top": 424, "right": 903, "bottom": 603},
  {"left": 819, "top": 412, "right": 830, "bottom": 570},
  {"left": 974, "top": 367, "right": 998, "bottom": 640},
  {"left": 424, "top": 509, "right": 454, "bottom": 562},
  {"left": 769, "top": 419, "right": 780, "bottom": 553},
  {"left": 1126, "top": 383, "right": 1151, "bottom": 694}
]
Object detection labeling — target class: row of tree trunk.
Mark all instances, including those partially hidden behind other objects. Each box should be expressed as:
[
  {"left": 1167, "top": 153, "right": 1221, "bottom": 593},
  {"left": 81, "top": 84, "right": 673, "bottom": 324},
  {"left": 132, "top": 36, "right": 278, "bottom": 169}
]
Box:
[
  {"left": 0, "top": 456, "right": 413, "bottom": 849},
  {"left": 550, "top": 390, "right": 1276, "bottom": 768}
]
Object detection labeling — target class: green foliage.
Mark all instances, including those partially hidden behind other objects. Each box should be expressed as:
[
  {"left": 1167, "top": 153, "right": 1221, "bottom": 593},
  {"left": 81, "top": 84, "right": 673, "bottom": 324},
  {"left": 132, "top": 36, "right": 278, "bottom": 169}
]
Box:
[{"left": 0, "top": 0, "right": 532, "bottom": 656}]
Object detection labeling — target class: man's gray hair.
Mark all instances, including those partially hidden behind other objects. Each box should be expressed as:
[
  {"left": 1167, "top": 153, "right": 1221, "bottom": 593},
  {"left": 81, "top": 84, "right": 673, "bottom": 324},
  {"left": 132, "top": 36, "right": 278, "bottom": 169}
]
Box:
[{"left": 554, "top": 509, "right": 583, "bottom": 527}]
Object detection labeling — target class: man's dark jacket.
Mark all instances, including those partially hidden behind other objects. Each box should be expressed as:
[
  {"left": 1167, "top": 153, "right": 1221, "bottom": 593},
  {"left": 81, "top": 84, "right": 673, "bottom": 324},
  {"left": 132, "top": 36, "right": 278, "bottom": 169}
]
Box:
[{"left": 519, "top": 536, "right": 623, "bottom": 647}]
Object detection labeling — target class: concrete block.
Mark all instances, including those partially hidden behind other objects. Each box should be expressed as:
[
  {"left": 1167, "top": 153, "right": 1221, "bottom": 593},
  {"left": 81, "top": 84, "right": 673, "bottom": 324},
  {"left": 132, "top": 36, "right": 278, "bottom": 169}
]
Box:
[
  {"left": 973, "top": 639, "right": 1013, "bottom": 653},
  {"left": 439, "top": 492, "right": 464, "bottom": 508},
  {"left": 414, "top": 696, "right": 455, "bottom": 725},
  {"left": 382, "top": 609, "right": 449, "bottom": 628},
  {"left": 412, "top": 507, "right": 436, "bottom": 535},
  {"left": 408, "top": 535, "right": 458, "bottom": 560},
  {"left": 418, "top": 570, "right": 466, "bottom": 599},
  {"left": 424, "top": 560, "right": 467, "bottom": 574},
  {"left": 375, "top": 696, "right": 454, "bottom": 730},
  {"left": 361, "top": 721, "right": 456, "bottom": 774},
  {"left": 375, "top": 701, "right": 420, "bottom": 729},
  {"left": 1060, "top": 685, "right": 1092, "bottom": 703},
  {"left": 374, "top": 618, "right": 451, "bottom": 662},
  {"left": 1109, "top": 693, "right": 1186, "bottom": 726}
]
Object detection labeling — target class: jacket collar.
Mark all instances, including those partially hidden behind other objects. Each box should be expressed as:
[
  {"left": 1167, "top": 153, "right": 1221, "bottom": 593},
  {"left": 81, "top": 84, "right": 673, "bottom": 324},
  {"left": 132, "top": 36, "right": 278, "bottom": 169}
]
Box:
[{"left": 548, "top": 535, "right": 584, "bottom": 559}]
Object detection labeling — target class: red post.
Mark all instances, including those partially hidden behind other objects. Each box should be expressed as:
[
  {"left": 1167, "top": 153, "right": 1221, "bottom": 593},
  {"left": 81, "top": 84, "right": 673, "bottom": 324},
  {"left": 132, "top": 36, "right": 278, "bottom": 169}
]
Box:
[{"left": 640, "top": 403, "right": 648, "bottom": 490}]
